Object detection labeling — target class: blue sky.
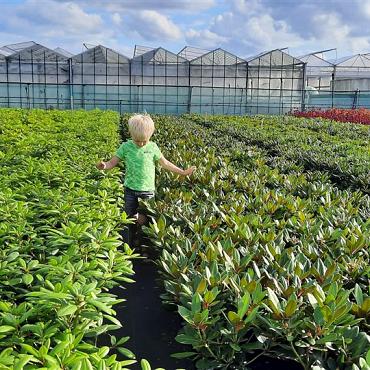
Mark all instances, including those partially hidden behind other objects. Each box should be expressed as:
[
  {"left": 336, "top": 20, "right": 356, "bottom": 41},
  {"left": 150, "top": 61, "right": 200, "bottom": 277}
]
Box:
[{"left": 1, "top": 0, "right": 370, "bottom": 59}]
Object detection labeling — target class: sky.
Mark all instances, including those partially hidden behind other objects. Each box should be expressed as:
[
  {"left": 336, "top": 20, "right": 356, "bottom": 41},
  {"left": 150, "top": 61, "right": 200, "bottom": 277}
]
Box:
[{"left": 1, "top": 0, "right": 370, "bottom": 59}]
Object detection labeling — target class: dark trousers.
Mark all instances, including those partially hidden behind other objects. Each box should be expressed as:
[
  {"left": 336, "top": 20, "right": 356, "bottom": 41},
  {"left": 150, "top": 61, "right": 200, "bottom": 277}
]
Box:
[{"left": 123, "top": 187, "right": 154, "bottom": 246}]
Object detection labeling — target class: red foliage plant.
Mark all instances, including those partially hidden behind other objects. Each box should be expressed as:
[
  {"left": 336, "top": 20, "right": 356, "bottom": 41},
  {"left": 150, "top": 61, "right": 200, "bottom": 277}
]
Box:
[{"left": 291, "top": 108, "right": 370, "bottom": 125}]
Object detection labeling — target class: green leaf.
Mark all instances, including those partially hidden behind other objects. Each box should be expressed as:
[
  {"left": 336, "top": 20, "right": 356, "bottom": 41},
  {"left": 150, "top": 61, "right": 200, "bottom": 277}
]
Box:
[
  {"left": 313, "top": 306, "right": 325, "bottom": 326},
  {"left": 267, "top": 287, "right": 281, "bottom": 314},
  {"left": 7, "top": 252, "right": 19, "bottom": 262},
  {"left": 237, "top": 293, "right": 250, "bottom": 319},
  {"left": 116, "top": 336, "right": 130, "bottom": 346},
  {"left": 171, "top": 352, "right": 197, "bottom": 359},
  {"left": 191, "top": 293, "right": 201, "bottom": 313},
  {"left": 178, "top": 306, "right": 192, "bottom": 323},
  {"left": 196, "top": 279, "right": 207, "bottom": 294},
  {"left": 175, "top": 334, "right": 201, "bottom": 346},
  {"left": 20, "top": 344, "right": 39, "bottom": 357},
  {"left": 0, "top": 326, "right": 15, "bottom": 334},
  {"left": 285, "top": 299, "right": 297, "bottom": 318},
  {"left": 140, "top": 359, "right": 151, "bottom": 370},
  {"left": 354, "top": 284, "right": 364, "bottom": 306},
  {"left": 227, "top": 311, "right": 240, "bottom": 324},
  {"left": 87, "top": 299, "right": 113, "bottom": 315},
  {"left": 120, "top": 360, "right": 137, "bottom": 366},
  {"left": 57, "top": 305, "right": 78, "bottom": 317},
  {"left": 117, "top": 347, "right": 136, "bottom": 359},
  {"left": 230, "top": 343, "right": 241, "bottom": 352},
  {"left": 307, "top": 293, "right": 318, "bottom": 307},
  {"left": 14, "top": 355, "right": 34, "bottom": 370},
  {"left": 22, "top": 274, "right": 34, "bottom": 285}
]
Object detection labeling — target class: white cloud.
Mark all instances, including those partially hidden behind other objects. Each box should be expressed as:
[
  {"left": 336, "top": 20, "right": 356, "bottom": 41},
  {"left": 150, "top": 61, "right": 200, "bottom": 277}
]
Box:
[
  {"left": 56, "top": 0, "right": 216, "bottom": 12},
  {"left": 244, "top": 14, "right": 303, "bottom": 50},
  {"left": 17, "top": 0, "right": 103, "bottom": 34},
  {"left": 126, "top": 10, "right": 182, "bottom": 41},
  {"left": 310, "top": 12, "right": 370, "bottom": 54},
  {"left": 186, "top": 0, "right": 370, "bottom": 58},
  {"left": 232, "top": 0, "right": 262, "bottom": 15},
  {"left": 2, "top": 0, "right": 370, "bottom": 58},
  {"left": 360, "top": 0, "right": 370, "bottom": 18},
  {"left": 112, "top": 12, "right": 122, "bottom": 26},
  {"left": 186, "top": 29, "right": 228, "bottom": 48},
  {"left": 0, "top": 0, "right": 117, "bottom": 53}
]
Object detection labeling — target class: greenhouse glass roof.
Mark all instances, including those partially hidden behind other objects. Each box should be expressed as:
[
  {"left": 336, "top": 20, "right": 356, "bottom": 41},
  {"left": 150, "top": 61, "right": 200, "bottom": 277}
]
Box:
[
  {"left": 54, "top": 47, "right": 73, "bottom": 58},
  {"left": 191, "top": 48, "right": 244, "bottom": 65},
  {"left": 331, "top": 54, "right": 370, "bottom": 67},
  {"left": 133, "top": 45, "right": 154, "bottom": 57},
  {"left": 0, "top": 47, "right": 13, "bottom": 57},
  {"left": 0, "top": 41, "right": 37, "bottom": 55},
  {"left": 7, "top": 43, "right": 68, "bottom": 62},
  {"left": 72, "top": 45, "right": 130, "bottom": 63},
  {"left": 247, "top": 49, "right": 303, "bottom": 66},
  {"left": 178, "top": 46, "right": 210, "bottom": 61},
  {"left": 298, "top": 53, "right": 334, "bottom": 67},
  {"left": 132, "top": 47, "right": 188, "bottom": 64}
]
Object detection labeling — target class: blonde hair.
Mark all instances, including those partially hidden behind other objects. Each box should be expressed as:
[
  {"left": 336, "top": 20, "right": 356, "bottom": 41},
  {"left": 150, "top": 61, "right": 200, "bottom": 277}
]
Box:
[{"left": 128, "top": 114, "right": 155, "bottom": 141}]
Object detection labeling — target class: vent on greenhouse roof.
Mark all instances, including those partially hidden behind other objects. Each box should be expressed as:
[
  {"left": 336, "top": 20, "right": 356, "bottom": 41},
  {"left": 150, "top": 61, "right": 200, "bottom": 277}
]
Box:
[
  {"left": 0, "top": 47, "right": 13, "bottom": 57},
  {"left": 54, "top": 47, "right": 73, "bottom": 58},
  {"left": 132, "top": 47, "right": 188, "bottom": 64},
  {"left": 72, "top": 45, "right": 130, "bottom": 63},
  {"left": 6, "top": 43, "right": 68, "bottom": 61},
  {"left": 298, "top": 53, "right": 334, "bottom": 67},
  {"left": 1, "top": 41, "right": 37, "bottom": 54},
  {"left": 133, "top": 45, "right": 155, "bottom": 57},
  {"left": 178, "top": 46, "right": 210, "bottom": 60},
  {"left": 330, "top": 54, "right": 370, "bottom": 67},
  {"left": 246, "top": 49, "right": 304, "bottom": 66},
  {"left": 190, "top": 48, "right": 244, "bottom": 65},
  {"left": 83, "top": 43, "right": 97, "bottom": 50}
]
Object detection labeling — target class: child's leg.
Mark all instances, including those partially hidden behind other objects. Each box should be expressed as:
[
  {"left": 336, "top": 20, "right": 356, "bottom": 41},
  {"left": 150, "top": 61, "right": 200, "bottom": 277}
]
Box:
[
  {"left": 135, "top": 191, "right": 154, "bottom": 242},
  {"left": 137, "top": 191, "right": 154, "bottom": 224},
  {"left": 123, "top": 188, "right": 139, "bottom": 246},
  {"left": 137, "top": 213, "right": 147, "bottom": 225}
]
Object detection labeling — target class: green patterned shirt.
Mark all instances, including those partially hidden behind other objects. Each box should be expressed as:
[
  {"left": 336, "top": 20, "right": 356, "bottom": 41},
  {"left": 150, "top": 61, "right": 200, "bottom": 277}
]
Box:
[{"left": 116, "top": 140, "right": 162, "bottom": 191}]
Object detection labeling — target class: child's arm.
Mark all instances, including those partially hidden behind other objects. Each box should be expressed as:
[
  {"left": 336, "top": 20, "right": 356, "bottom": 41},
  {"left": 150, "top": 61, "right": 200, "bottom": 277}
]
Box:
[
  {"left": 159, "top": 155, "right": 196, "bottom": 176},
  {"left": 96, "top": 156, "right": 120, "bottom": 170}
]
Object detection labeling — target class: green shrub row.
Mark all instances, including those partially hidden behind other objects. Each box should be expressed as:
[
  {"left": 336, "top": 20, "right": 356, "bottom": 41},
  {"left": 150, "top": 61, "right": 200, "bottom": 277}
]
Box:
[
  {"left": 143, "top": 115, "right": 370, "bottom": 370},
  {"left": 184, "top": 114, "right": 370, "bottom": 193},
  {"left": 0, "top": 109, "right": 158, "bottom": 370}
]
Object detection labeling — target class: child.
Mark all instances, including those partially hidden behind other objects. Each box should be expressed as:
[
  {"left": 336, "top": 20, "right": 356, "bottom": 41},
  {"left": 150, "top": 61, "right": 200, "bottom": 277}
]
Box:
[{"left": 96, "top": 114, "right": 195, "bottom": 246}]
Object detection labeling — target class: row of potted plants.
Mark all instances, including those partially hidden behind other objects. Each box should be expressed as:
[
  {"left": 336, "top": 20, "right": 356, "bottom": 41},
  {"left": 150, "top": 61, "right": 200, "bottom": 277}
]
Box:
[
  {"left": 140, "top": 115, "right": 370, "bottom": 370},
  {"left": 0, "top": 109, "right": 159, "bottom": 370},
  {"left": 184, "top": 114, "right": 370, "bottom": 193},
  {"left": 291, "top": 108, "right": 370, "bottom": 126}
]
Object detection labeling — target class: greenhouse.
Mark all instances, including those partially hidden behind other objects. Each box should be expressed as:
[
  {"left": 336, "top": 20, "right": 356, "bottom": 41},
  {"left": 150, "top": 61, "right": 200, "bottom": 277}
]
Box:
[
  {"left": 246, "top": 49, "right": 305, "bottom": 114},
  {"left": 130, "top": 47, "right": 189, "bottom": 114},
  {"left": 299, "top": 51, "right": 370, "bottom": 109},
  {"left": 71, "top": 45, "right": 130, "bottom": 111},
  {"left": 2, "top": 40, "right": 370, "bottom": 112}
]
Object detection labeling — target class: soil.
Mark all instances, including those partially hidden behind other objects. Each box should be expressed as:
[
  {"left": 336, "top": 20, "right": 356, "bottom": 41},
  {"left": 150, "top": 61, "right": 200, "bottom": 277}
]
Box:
[{"left": 107, "top": 253, "right": 196, "bottom": 370}]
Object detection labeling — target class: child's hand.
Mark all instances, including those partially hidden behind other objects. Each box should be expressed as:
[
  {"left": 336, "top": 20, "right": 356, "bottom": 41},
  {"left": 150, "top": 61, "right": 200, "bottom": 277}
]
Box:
[
  {"left": 96, "top": 161, "right": 106, "bottom": 170},
  {"left": 183, "top": 166, "right": 196, "bottom": 176}
]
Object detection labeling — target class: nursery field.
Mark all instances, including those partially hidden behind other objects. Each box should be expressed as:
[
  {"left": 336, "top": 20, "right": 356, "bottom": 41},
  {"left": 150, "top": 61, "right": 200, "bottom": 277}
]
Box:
[{"left": 0, "top": 108, "right": 369, "bottom": 370}]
